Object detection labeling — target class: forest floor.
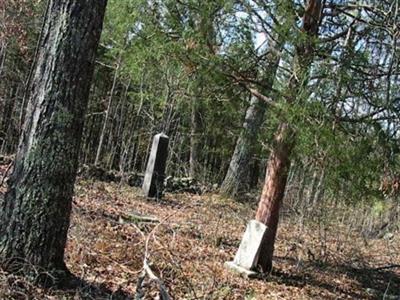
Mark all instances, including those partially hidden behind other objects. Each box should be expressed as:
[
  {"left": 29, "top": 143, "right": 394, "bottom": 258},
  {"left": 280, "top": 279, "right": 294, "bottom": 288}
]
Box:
[{"left": 0, "top": 173, "right": 400, "bottom": 299}]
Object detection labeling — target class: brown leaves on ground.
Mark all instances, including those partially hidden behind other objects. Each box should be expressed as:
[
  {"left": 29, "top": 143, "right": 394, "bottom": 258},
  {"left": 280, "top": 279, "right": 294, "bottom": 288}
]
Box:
[
  {"left": 69, "top": 181, "right": 400, "bottom": 299},
  {"left": 1, "top": 179, "right": 399, "bottom": 299}
]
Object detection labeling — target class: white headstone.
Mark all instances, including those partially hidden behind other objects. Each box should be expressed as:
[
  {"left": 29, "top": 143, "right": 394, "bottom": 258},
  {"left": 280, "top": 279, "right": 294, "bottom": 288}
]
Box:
[
  {"left": 225, "top": 220, "right": 267, "bottom": 275},
  {"left": 142, "top": 133, "right": 169, "bottom": 198}
]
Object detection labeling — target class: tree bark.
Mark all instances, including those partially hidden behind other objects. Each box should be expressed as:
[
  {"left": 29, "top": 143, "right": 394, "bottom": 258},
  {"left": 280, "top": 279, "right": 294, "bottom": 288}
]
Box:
[
  {"left": 254, "top": 0, "right": 323, "bottom": 272},
  {"left": 0, "top": 0, "right": 107, "bottom": 283},
  {"left": 220, "top": 15, "right": 287, "bottom": 198},
  {"left": 220, "top": 96, "right": 267, "bottom": 197},
  {"left": 255, "top": 123, "right": 295, "bottom": 272}
]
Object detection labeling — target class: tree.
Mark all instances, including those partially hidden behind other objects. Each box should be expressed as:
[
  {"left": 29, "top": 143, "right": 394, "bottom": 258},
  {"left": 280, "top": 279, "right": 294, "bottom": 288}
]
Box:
[
  {"left": 220, "top": 4, "right": 291, "bottom": 197},
  {"left": 220, "top": 95, "right": 266, "bottom": 196},
  {"left": 0, "top": 0, "right": 107, "bottom": 283},
  {"left": 0, "top": 1, "right": 45, "bottom": 154},
  {"left": 253, "top": 0, "right": 323, "bottom": 272}
]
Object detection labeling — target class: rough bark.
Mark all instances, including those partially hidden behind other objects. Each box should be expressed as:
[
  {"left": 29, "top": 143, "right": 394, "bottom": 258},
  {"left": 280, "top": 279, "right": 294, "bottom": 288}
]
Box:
[
  {"left": 255, "top": 123, "right": 295, "bottom": 272},
  {"left": 254, "top": 0, "right": 323, "bottom": 272},
  {"left": 220, "top": 16, "right": 287, "bottom": 198},
  {"left": 0, "top": 0, "right": 107, "bottom": 283},
  {"left": 220, "top": 96, "right": 266, "bottom": 196}
]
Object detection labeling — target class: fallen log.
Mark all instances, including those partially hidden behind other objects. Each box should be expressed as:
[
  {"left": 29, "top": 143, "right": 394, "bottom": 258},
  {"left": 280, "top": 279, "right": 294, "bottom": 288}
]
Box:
[{"left": 120, "top": 212, "right": 159, "bottom": 224}]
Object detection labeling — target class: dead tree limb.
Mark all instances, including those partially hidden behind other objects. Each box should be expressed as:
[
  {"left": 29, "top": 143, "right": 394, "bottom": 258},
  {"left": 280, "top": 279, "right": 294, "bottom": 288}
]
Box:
[{"left": 134, "top": 213, "right": 174, "bottom": 300}]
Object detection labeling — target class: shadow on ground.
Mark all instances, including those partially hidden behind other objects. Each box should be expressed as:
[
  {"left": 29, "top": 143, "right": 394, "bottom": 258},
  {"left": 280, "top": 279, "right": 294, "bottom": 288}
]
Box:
[
  {"left": 63, "top": 276, "right": 134, "bottom": 300},
  {"left": 271, "top": 256, "right": 400, "bottom": 299},
  {"left": 2, "top": 272, "right": 135, "bottom": 300}
]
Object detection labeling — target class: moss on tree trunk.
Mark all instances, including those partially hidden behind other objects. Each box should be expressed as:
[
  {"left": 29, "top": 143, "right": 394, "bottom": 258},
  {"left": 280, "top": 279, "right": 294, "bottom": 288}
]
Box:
[{"left": 0, "top": 0, "right": 107, "bottom": 284}]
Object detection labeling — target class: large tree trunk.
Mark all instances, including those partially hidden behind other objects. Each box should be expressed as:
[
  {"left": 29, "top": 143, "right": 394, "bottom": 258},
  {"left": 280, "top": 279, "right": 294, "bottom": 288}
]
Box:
[
  {"left": 220, "top": 15, "right": 288, "bottom": 198},
  {"left": 0, "top": 0, "right": 107, "bottom": 283},
  {"left": 220, "top": 96, "right": 266, "bottom": 196},
  {"left": 254, "top": 0, "right": 323, "bottom": 273},
  {"left": 255, "top": 123, "right": 295, "bottom": 272}
]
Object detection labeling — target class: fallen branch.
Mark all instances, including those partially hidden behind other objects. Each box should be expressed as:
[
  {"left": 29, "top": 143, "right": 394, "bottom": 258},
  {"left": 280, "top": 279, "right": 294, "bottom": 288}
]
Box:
[
  {"left": 134, "top": 213, "right": 175, "bottom": 300},
  {"left": 122, "top": 212, "right": 159, "bottom": 224},
  {"left": 142, "top": 258, "right": 171, "bottom": 300},
  {"left": 374, "top": 264, "right": 400, "bottom": 271}
]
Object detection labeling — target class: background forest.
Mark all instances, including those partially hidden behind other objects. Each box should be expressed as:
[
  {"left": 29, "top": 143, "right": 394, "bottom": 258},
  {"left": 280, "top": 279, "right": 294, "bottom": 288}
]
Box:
[
  {"left": 2, "top": 0, "right": 400, "bottom": 230},
  {"left": 0, "top": 0, "right": 399, "bottom": 299}
]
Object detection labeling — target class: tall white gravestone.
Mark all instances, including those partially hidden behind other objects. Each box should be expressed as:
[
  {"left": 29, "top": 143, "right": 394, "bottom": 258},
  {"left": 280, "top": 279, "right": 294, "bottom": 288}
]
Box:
[{"left": 142, "top": 133, "right": 169, "bottom": 198}]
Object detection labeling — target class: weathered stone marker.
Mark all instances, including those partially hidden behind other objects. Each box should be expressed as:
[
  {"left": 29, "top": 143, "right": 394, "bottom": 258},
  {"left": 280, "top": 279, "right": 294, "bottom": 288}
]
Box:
[
  {"left": 225, "top": 220, "right": 267, "bottom": 277},
  {"left": 142, "top": 133, "right": 169, "bottom": 198}
]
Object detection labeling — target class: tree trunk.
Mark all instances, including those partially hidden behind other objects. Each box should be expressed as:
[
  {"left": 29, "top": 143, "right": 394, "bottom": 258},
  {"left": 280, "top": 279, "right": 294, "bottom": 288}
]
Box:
[
  {"left": 0, "top": 0, "right": 107, "bottom": 283},
  {"left": 220, "top": 96, "right": 266, "bottom": 196},
  {"left": 312, "top": 168, "right": 325, "bottom": 206},
  {"left": 189, "top": 94, "right": 202, "bottom": 179},
  {"left": 255, "top": 123, "right": 295, "bottom": 272},
  {"left": 253, "top": 0, "right": 323, "bottom": 272},
  {"left": 109, "top": 80, "right": 130, "bottom": 170},
  {"left": 220, "top": 17, "right": 287, "bottom": 198},
  {"left": 0, "top": 86, "right": 17, "bottom": 153},
  {"left": 0, "top": 42, "right": 6, "bottom": 78},
  {"left": 95, "top": 56, "right": 120, "bottom": 166}
]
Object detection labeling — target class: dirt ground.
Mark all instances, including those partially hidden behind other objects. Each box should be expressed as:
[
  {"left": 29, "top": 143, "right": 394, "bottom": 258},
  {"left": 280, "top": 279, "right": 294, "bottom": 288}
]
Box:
[{"left": 1, "top": 178, "right": 399, "bottom": 299}]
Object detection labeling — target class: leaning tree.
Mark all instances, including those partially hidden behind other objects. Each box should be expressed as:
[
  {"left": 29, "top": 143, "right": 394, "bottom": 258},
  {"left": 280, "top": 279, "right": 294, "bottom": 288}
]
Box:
[
  {"left": 230, "top": 0, "right": 323, "bottom": 273},
  {"left": 0, "top": 0, "right": 107, "bottom": 284}
]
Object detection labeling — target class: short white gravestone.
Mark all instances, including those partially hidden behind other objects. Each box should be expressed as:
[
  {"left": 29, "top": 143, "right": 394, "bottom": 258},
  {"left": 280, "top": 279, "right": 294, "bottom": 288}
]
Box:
[
  {"left": 142, "top": 133, "right": 169, "bottom": 198},
  {"left": 225, "top": 219, "right": 267, "bottom": 277}
]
